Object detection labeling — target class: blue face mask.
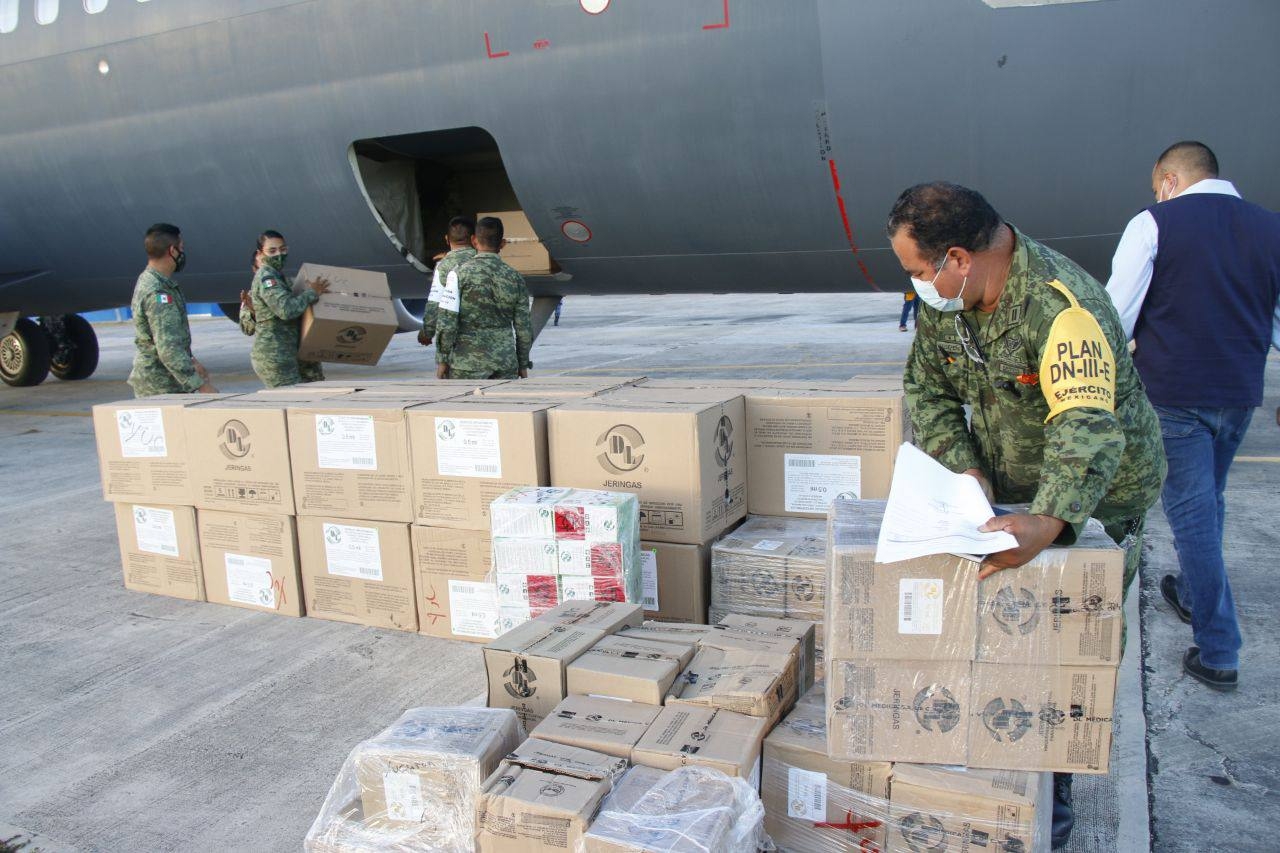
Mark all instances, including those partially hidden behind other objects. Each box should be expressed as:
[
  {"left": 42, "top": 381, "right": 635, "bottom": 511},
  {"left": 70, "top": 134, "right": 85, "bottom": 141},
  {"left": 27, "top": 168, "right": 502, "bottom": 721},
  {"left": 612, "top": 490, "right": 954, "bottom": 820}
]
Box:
[{"left": 911, "top": 256, "right": 967, "bottom": 312}]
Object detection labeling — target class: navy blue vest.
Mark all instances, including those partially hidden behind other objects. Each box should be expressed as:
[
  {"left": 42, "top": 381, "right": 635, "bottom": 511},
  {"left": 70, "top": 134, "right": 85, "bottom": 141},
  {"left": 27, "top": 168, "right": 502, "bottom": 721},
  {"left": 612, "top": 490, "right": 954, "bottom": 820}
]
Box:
[{"left": 1133, "top": 191, "right": 1280, "bottom": 407}]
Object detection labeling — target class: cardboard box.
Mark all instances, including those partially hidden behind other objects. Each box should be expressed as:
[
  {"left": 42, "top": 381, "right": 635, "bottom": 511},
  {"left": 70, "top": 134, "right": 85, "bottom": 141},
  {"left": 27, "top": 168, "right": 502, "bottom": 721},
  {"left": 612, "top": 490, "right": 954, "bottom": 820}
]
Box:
[
  {"left": 183, "top": 397, "right": 297, "bottom": 515},
  {"left": 889, "top": 763, "right": 1051, "bottom": 853},
  {"left": 477, "top": 377, "right": 637, "bottom": 399},
  {"left": 353, "top": 707, "right": 520, "bottom": 834},
  {"left": 826, "top": 658, "right": 971, "bottom": 765},
  {"left": 287, "top": 399, "right": 416, "bottom": 522},
  {"left": 567, "top": 635, "right": 692, "bottom": 705},
  {"left": 631, "top": 706, "right": 768, "bottom": 783},
  {"left": 977, "top": 522, "right": 1125, "bottom": 666},
  {"left": 496, "top": 572, "right": 560, "bottom": 615},
  {"left": 710, "top": 515, "right": 827, "bottom": 625},
  {"left": 714, "top": 613, "right": 818, "bottom": 696},
  {"left": 113, "top": 502, "right": 204, "bottom": 601},
  {"left": 530, "top": 695, "right": 661, "bottom": 758},
  {"left": 477, "top": 739, "right": 624, "bottom": 853},
  {"left": 967, "top": 662, "right": 1116, "bottom": 774},
  {"left": 549, "top": 392, "right": 746, "bottom": 545},
  {"left": 484, "top": 620, "right": 607, "bottom": 729},
  {"left": 828, "top": 500, "right": 977, "bottom": 662},
  {"left": 411, "top": 526, "right": 499, "bottom": 642},
  {"left": 639, "top": 541, "right": 710, "bottom": 624},
  {"left": 197, "top": 510, "right": 302, "bottom": 616},
  {"left": 667, "top": 645, "right": 795, "bottom": 721},
  {"left": 407, "top": 400, "right": 554, "bottom": 529},
  {"left": 297, "top": 516, "right": 417, "bottom": 632},
  {"left": 618, "top": 621, "right": 712, "bottom": 647},
  {"left": 477, "top": 210, "right": 554, "bottom": 277},
  {"left": 534, "top": 601, "right": 644, "bottom": 635},
  {"left": 763, "top": 690, "right": 892, "bottom": 853},
  {"left": 745, "top": 389, "right": 908, "bottom": 516},
  {"left": 295, "top": 263, "right": 397, "bottom": 365},
  {"left": 700, "top": 623, "right": 804, "bottom": 712},
  {"left": 93, "top": 395, "right": 232, "bottom": 504}
]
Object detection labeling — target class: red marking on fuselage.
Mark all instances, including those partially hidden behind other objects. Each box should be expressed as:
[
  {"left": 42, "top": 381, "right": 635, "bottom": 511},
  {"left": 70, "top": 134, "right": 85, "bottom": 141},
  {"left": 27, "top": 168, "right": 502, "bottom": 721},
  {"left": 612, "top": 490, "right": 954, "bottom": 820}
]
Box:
[
  {"left": 534, "top": 39, "right": 551, "bottom": 50},
  {"left": 703, "top": 0, "right": 730, "bottom": 30},
  {"left": 828, "top": 159, "right": 880, "bottom": 291},
  {"left": 484, "top": 32, "right": 509, "bottom": 58}
]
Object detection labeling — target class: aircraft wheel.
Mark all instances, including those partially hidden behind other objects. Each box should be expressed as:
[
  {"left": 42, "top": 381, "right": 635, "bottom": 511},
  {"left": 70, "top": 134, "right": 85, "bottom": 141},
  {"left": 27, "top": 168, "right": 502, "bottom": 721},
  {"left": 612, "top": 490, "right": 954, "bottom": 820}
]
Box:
[
  {"left": 1, "top": 317, "right": 52, "bottom": 387},
  {"left": 49, "top": 314, "right": 100, "bottom": 381}
]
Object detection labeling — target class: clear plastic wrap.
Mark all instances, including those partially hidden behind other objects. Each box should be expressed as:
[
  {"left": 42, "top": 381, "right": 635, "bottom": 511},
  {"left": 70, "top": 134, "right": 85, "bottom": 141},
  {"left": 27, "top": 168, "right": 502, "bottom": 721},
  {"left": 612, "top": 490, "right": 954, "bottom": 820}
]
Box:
[
  {"left": 580, "top": 765, "right": 768, "bottom": 853},
  {"left": 825, "top": 497, "right": 1125, "bottom": 774},
  {"left": 304, "top": 707, "right": 523, "bottom": 853},
  {"left": 489, "top": 488, "right": 642, "bottom": 633},
  {"left": 764, "top": 689, "right": 1051, "bottom": 852}
]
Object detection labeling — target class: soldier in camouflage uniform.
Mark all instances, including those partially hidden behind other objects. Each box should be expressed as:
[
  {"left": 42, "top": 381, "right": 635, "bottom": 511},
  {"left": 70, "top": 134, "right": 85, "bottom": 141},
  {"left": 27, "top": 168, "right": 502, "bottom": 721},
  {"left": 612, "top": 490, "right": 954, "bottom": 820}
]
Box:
[
  {"left": 419, "top": 216, "right": 477, "bottom": 347},
  {"left": 248, "top": 230, "right": 329, "bottom": 387},
  {"left": 128, "top": 223, "right": 217, "bottom": 397},
  {"left": 435, "top": 216, "right": 533, "bottom": 380},
  {"left": 888, "top": 183, "right": 1166, "bottom": 849}
]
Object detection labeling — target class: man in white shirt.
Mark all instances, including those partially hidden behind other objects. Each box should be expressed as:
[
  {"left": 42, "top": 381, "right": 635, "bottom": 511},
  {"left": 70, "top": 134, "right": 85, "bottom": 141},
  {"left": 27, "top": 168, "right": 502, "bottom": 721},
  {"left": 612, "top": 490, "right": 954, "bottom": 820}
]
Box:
[{"left": 1106, "top": 141, "right": 1280, "bottom": 692}]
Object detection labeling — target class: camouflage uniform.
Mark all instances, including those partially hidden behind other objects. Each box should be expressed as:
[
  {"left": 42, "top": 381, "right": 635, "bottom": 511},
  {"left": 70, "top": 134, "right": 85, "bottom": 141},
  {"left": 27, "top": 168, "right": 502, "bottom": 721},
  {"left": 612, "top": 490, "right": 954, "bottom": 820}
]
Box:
[
  {"left": 238, "top": 307, "right": 256, "bottom": 336},
  {"left": 435, "top": 253, "right": 533, "bottom": 380},
  {"left": 127, "top": 268, "right": 203, "bottom": 397},
  {"left": 904, "top": 226, "right": 1166, "bottom": 594},
  {"left": 248, "top": 265, "right": 324, "bottom": 387},
  {"left": 419, "top": 246, "right": 477, "bottom": 345}
]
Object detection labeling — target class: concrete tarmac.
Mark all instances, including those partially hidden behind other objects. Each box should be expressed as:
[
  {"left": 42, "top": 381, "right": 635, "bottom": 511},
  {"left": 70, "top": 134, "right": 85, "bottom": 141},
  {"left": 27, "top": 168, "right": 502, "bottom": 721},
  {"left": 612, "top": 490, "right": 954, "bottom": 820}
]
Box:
[{"left": 0, "top": 293, "right": 1276, "bottom": 851}]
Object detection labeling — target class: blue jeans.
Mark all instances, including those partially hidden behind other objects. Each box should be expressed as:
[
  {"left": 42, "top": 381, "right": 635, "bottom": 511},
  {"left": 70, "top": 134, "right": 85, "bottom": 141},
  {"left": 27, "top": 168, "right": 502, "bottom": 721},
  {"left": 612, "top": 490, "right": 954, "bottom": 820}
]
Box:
[
  {"left": 899, "top": 298, "right": 919, "bottom": 327},
  {"left": 1156, "top": 405, "right": 1253, "bottom": 670}
]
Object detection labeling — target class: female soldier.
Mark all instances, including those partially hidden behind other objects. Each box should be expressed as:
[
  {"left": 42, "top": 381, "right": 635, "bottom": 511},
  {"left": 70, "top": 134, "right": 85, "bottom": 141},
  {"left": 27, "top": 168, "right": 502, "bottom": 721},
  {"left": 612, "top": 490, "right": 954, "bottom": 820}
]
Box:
[{"left": 248, "top": 230, "right": 329, "bottom": 386}]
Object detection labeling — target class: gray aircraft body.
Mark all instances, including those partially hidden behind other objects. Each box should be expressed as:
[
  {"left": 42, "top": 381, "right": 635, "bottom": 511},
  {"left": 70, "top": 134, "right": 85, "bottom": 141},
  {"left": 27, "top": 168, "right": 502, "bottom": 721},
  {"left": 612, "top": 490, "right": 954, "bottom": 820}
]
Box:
[{"left": 1, "top": 0, "right": 1277, "bottom": 384}]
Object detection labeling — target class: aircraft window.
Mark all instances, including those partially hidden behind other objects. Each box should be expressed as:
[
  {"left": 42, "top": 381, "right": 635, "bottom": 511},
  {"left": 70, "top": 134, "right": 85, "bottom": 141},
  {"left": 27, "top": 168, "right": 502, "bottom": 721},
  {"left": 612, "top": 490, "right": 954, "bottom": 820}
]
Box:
[
  {"left": 85, "top": 0, "right": 108, "bottom": 13},
  {"left": 0, "top": 0, "right": 16, "bottom": 35},
  {"left": 35, "top": 0, "right": 58, "bottom": 25}
]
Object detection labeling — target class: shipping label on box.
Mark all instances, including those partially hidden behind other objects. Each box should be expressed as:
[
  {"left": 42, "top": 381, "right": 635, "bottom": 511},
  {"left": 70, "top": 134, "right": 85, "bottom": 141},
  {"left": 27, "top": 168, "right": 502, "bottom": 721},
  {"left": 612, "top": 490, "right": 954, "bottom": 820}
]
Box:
[
  {"left": 531, "top": 694, "right": 661, "bottom": 759},
  {"left": 889, "top": 763, "right": 1051, "bottom": 853},
  {"left": 548, "top": 395, "right": 746, "bottom": 545},
  {"left": 198, "top": 509, "right": 303, "bottom": 616},
  {"left": 295, "top": 263, "right": 397, "bottom": 365},
  {"left": 746, "top": 390, "right": 909, "bottom": 516},
  {"left": 287, "top": 400, "right": 415, "bottom": 522},
  {"left": 412, "top": 526, "right": 497, "bottom": 641},
  {"left": 631, "top": 705, "right": 768, "bottom": 781},
  {"left": 826, "top": 658, "right": 971, "bottom": 765},
  {"left": 407, "top": 401, "right": 552, "bottom": 529},
  {"left": 297, "top": 516, "right": 417, "bottom": 631},
  {"left": 184, "top": 398, "right": 297, "bottom": 515},
  {"left": 483, "top": 621, "right": 606, "bottom": 729},
  {"left": 967, "top": 662, "right": 1116, "bottom": 774},
  {"left": 94, "top": 396, "right": 231, "bottom": 504},
  {"left": 113, "top": 502, "right": 205, "bottom": 601},
  {"left": 977, "top": 523, "right": 1124, "bottom": 666}
]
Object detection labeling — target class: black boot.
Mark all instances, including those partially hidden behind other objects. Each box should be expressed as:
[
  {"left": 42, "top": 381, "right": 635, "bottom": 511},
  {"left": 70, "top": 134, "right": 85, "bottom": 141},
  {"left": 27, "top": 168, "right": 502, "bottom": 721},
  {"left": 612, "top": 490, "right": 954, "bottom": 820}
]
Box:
[{"left": 1051, "top": 772, "right": 1074, "bottom": 849}]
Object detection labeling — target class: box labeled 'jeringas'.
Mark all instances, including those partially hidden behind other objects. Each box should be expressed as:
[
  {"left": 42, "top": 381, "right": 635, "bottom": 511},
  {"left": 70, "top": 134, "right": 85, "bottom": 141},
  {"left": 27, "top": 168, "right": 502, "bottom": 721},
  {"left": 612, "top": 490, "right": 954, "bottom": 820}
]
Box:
[
  {"left": 185, "top": 397, "right": 297, "bottom": 515},
  {"left": 967, "top": 662, "right": 1116, "bottom": 774},
  {"left": 548, "top": 391, "right": 746, "bottom": 545},
  {"left": 297, "top": 516, "right": 417, "bottom": 631},
  {"left": 976, "top": 520, "right": 1124, "bottom": 666},
  {"left": 94, "top": 395, "right": 231, "bottom": 504},
  {"left": 827, "top": 499, "right": 977, "bottom": 662},
  {"left": 826, "top": 658, "right": 971, "bottom": 766},
  {"left": 198, "top": 509, "right": 302, "bottom": 616},
  {"left": 407, "top": 399, "right": 553, "bottom": 530},
  {"left": 296, "top": 263, "right": 398, "bottom": 365}
]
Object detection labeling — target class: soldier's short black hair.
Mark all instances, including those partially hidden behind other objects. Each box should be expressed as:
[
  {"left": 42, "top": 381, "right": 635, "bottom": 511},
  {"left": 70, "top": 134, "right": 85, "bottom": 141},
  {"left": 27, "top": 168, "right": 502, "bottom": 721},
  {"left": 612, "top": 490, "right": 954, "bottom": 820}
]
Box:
[
  {"left": 1156, "top": 140, "right": 1219, "bottom": 178},
  {"left": 886, "top": 182, "right": 1003, "bottom": 266},
  {"left": 144, "top": 223, "right": 182, "bottom": 259},
  {"left": 475, "top": 216, "right": 504, "bottom": 250},
  {"left": 447, "top": 216, "right": 476, "bottom": 244}
]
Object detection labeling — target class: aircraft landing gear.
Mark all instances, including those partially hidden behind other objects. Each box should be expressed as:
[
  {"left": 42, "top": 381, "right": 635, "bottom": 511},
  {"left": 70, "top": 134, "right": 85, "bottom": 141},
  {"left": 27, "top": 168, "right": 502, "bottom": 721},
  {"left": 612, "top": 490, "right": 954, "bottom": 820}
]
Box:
[
  {"left": 47, "top": 314, "right": 99, "bottom": 381},
  {"left": 1, "top": 317, "right": 52, "bottom": 387},
  {"left": 0, "top": 314, "right": 99, "bottom": 387}
]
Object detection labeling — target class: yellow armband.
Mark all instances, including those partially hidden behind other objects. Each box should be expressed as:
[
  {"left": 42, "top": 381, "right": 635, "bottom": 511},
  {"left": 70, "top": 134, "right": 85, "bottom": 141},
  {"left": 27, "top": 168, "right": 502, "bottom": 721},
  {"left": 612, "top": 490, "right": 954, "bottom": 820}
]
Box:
[{"left": 1039, "top": 280, "right": 1116, "bottom": 422}]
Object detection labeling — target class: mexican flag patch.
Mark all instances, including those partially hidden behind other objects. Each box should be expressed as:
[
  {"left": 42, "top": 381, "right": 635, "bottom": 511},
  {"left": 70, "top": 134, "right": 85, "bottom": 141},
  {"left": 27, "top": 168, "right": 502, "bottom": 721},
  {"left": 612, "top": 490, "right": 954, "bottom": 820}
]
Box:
[{"left": 156, "top": 293, "right": 172, "bottom": 304}]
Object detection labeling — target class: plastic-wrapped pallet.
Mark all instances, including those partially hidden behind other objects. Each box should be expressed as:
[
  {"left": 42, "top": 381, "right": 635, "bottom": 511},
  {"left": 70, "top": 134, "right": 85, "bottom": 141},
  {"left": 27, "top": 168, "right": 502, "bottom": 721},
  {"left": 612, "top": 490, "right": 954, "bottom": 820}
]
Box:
[
  {"left": 490, "top": 487, "right": 641, "bottom": 631},
  {"left": 580, "top": 765, "right": 768, "bottom": 852},
  {"left": 710, "top": 515, "right": 828, "bottom": 677},
  {"left": 304, "top": 707, "right": 523, "bottom": 853},
  {"left": 888, "top": 763, "right": 1051, "bottom": 853}
]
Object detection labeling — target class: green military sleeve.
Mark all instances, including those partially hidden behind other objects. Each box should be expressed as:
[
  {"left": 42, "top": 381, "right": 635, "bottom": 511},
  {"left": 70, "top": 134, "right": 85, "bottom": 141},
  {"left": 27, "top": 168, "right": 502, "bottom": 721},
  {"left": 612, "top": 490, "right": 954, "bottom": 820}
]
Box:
[
  {"left": 257, "top": 273, "right": 317, "bottom": 321},
  {"left": 511, "top": 277, "right": 534, "bottom": 370},
  {"left": 146, "top": 295, "right": 202, "bottom": 392},
  {"left": 903, "top": 319, "right": 984, "bottom": 474},
  {"left": 239, "top": 310, "right": 256, "bottom": 336}
]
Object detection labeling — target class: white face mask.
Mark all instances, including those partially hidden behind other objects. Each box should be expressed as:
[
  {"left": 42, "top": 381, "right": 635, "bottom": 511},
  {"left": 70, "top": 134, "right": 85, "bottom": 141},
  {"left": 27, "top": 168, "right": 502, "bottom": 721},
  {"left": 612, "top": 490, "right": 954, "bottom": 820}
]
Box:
[{"left": 911, "top": 255, "right": 968, "bottom": 312}]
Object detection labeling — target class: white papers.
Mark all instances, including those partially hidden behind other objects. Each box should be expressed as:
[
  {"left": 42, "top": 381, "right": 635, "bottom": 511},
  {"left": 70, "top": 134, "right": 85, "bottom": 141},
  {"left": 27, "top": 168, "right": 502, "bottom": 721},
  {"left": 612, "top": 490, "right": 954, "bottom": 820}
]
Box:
[{"left": 875, "top": 443, "right": 1017, "bottom": 563}]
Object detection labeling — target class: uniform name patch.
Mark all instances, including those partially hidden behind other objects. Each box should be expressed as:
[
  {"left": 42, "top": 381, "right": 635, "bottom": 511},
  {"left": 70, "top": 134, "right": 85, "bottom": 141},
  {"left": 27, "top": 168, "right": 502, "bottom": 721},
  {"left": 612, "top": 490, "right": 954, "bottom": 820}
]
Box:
[{"left": 1039, "top": 281, "right": 1115, "bottom": 421}]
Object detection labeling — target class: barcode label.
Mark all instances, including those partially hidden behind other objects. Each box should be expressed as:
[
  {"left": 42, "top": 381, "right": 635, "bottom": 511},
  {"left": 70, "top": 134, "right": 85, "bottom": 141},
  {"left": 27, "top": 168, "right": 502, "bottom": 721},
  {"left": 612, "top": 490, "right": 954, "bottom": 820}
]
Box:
[
  {"left": 787, "top": 458, "right": 817, "bottom": 468},
  {"left": 787, "top": 767, "right": 828, "bottom": 821},
  {"left": 323, "top": 523, "right": 384, "bottom": 582},
  {"left": 351, "top": 457, "right": 375, "bottom": 467},
  {"left": 435, "top": 417, "right": 502, "bottom": 479},
  {"left": 902, "top": 592, "right": 913, "bottom": 622},
  {"left": 899, "top": 578, "right": 943, "bottom": 634},
  {"left": 475, "top": 464, "right": 499, "bottom": 473},
  {"left": 783, "top": 453, "right": 861, "bottom": 512}
]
